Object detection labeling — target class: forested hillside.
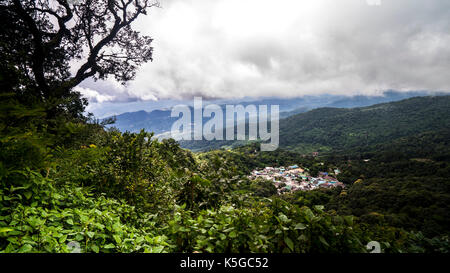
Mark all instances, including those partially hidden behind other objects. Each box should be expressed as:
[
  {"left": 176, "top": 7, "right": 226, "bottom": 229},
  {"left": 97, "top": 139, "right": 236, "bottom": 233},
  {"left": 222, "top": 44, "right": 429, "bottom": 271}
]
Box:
[
  {"left": 108, "top": 110, "right": 176, "bottom": 135},
  {"left": 2, "top": 122, "right": 448, "bottom": 253},
  {"left": 106, "top": 91, "right": 431, "bottom": 135},
  {"left": 280, "top": 96, "right": 450, "bottom": 153},
  {"left": 179, "top": 95, "right": 450, "bottom": 153}
]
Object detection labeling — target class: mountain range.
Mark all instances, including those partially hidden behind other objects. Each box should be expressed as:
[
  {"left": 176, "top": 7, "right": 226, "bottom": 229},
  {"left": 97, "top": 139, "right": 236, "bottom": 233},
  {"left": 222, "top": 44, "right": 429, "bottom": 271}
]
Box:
[
  {"left": 178, "top": 95, "right": 450, "bottom": 153},
  {"left": 105, "top": 90, "right": 436, "bottom": 135}
]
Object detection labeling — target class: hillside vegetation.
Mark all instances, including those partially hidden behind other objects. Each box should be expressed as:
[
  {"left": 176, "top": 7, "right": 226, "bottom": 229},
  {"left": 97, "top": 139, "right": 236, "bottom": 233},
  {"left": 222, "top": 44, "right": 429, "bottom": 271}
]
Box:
[
  {"left": 1, "top": 98, "right": 448, "bottom": 253},
  {"left": 179, "top": 96, "right": 450, "bottom": 153},
  {"left": 280, "top": 96, "right": 450, "bottom": 153}
]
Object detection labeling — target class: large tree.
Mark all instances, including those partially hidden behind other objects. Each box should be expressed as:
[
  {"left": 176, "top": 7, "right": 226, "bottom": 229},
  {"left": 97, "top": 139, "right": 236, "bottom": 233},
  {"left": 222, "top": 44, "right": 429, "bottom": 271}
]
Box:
[{"left": 0, "top": 0, "right": 158, "bottom": 119}]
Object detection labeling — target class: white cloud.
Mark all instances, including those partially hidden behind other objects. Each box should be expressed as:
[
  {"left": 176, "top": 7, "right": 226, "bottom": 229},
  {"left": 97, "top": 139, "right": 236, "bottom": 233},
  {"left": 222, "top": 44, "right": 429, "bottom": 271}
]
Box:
[
  {"left": 76, "top": 87, "right": 115, "bottom": 103},
  {"left": 80, "top": 0, "right": 450, "bottom": 101}
]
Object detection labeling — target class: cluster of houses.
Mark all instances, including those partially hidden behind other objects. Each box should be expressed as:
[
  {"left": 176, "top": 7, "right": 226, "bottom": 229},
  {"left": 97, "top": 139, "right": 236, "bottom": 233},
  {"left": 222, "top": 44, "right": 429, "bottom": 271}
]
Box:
[{"left": 249, "top": 165, "right": 344, "bottom": 194}]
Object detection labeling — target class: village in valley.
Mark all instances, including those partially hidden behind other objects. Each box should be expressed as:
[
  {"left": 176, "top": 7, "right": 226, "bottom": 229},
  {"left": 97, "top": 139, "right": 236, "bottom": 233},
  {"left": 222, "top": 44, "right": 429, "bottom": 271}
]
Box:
[{"left": 249, "top": 165, "right": 345, "bottom": 194}]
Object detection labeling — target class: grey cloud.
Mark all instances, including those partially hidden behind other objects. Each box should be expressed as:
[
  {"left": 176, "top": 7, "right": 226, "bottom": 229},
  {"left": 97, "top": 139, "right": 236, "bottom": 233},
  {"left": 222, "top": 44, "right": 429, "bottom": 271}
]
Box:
[{"left": 81, "top": 0, "right": 450, "bottom": 102}]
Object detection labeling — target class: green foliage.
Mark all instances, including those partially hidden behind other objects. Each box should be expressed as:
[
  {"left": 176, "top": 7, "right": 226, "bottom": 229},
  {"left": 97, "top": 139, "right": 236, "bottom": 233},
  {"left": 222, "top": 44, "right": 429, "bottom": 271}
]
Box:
[
  {"left": 1, "top": 91, "right": 449, "bottom": 254},
  {"left": 165, "top": 201, "right": 367, "bottom": 253},
  {"left": 281, "top": 189, "right": 335, "bottom": 208},
  {"left": 0, "top": 168, "right": 171, "bottom": 253},
  {"left": 54, "top": 130, "right": 190, "bottom": 213},
  {"left": 326, "top": 174, "right": 450, "bottom": 238},
  {"left": 249, "top": 178, "right": 278, "bottom": 198},
  {"left": 1, "top": 128, "right": 447, "bottom": 253},
  {"left": 279, "top": 96, "right": 450, "bottom": 153},
  {"left": 177, "top": 96, "right": 450, "bottom": 154}
]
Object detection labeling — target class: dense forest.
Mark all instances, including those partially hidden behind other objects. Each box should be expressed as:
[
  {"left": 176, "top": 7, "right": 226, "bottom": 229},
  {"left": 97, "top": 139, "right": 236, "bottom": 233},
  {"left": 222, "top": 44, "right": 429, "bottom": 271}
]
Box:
[
  {"left": 2, "top": 121, "right": 450, "bottom": 253},
  {"left": 279, "top": 96, "right": 450, "bottom": 154},
  {"left": 181, "top": 95, "right": 450, "bottom": 153},
  {"left": 1, "top": 0, "right": 449, "bottom": 254}
]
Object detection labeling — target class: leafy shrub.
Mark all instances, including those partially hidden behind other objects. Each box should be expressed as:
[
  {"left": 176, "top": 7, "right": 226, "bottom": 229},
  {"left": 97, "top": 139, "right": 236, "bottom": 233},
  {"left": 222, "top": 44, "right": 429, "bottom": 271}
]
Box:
[{"left": 0, "top": 169, "right": 172, "bottom": 253}]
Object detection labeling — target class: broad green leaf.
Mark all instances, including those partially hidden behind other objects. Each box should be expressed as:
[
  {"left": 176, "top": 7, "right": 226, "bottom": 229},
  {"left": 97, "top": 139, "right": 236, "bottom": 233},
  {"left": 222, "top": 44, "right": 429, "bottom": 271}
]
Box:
[
  {"left": 314, "top": 205, "right": 324, "bottom": 211},
  {"left": 0, "top": 227, "right": 13, "bottom": 233},
  {"left": 18, "top": 244, "right": 33, "bottom": 253},
  {"left": 151, "top": 246, "right": 164, "bottom": 253},
  {"left": 91, "top": 245, "right": 99, "bottom": 253},
  {"left": 319, "top": 236, "right": 330, "bottom": 247},
  {"left": 24, "top": 192, "right": 33, "bottom": 200},
  {"left": 279, "top": 214, "right": 289, "bottom": 223},
  {"left": 303, "top": 207, "right": 315, "bottom": 222},
  {"left": 59, "top": 235, "right": 68, "bottom": 243},
  {"left": 344, "top": 216, "right": 354, "bottom": 225},
  {"left": 113, "top": 235, "right": 122, "bottom": 244},
  {"left": 284, "top": 237, "right": 294, "bottom": 251}
]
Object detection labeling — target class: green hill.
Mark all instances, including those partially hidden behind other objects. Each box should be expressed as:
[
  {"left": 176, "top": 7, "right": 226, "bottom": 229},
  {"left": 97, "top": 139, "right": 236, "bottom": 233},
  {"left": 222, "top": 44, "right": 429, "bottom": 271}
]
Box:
[
  {"left": 279, "top": 96, "right": 450, "bottom": 153},
  {"left": 180, "top": 95, "right": 450, "bottom": 153}
]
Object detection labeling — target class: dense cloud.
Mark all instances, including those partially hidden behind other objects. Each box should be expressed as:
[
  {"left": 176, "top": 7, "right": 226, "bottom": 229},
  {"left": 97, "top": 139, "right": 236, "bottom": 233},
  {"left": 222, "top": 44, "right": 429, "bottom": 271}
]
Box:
[{"left": 79, "top": 0, "right": 450, "bottom": 104}]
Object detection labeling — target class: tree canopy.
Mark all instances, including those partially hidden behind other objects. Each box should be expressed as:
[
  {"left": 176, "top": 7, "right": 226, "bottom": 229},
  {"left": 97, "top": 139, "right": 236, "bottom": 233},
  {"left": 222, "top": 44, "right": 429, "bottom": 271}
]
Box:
[{"left": 0, "top": 0, "right": 158, "bottom": 119}]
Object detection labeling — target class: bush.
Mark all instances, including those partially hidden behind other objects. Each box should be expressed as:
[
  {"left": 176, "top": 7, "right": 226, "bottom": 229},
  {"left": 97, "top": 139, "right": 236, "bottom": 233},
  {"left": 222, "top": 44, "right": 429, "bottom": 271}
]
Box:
[{"left": 0, "top": 169, "right": 172, "bottom": 253}]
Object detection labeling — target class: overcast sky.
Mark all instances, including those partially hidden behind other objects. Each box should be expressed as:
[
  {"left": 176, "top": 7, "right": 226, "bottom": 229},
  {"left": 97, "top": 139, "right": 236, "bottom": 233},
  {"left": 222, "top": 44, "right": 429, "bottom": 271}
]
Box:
[{"left": 78, "top": 0, "right": 450, "bottom": 114}]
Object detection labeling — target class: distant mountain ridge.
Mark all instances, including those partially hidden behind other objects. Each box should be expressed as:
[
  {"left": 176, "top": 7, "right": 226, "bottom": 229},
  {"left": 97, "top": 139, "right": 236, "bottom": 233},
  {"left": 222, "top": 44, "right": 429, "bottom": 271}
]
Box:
[
  {"left": 105, "top": 91, "right": 436, "bottom": 134},
  {"left": 279, "top": 95, "right": 450, "bottom": 153},
  {"left": 108, "top": 109, "right": 175, "bottom": 134},
  {"left": 179, "top": 95, "right": 450, "bottom": 153}
]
